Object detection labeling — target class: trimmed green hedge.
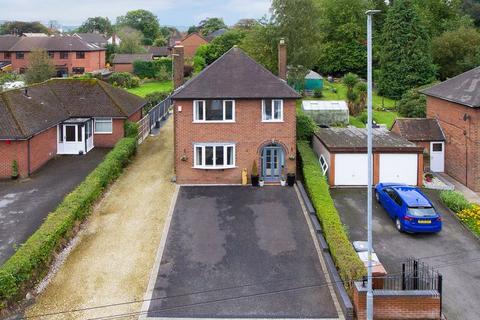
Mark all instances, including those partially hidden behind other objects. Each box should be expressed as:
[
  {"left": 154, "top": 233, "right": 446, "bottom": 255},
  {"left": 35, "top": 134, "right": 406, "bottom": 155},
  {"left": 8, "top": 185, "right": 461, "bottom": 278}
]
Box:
[
  {"left": 297, "top": 141, "right": 366, "bottom": 287},
  {"left": 133, "top": 58, "right": 172, "bottom": 79},
  {"left": 124, "top": 120, "right": 139, "bottom": 138},
  {"left": 0, "top": 137, "right": 137, "bottom": 309}
]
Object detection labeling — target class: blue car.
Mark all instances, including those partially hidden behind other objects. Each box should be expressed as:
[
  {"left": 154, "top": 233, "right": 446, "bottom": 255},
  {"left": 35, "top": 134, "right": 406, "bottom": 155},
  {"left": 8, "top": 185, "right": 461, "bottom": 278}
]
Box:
[{"left": 375, "top": 183, "right": 442, "bottom": 233}]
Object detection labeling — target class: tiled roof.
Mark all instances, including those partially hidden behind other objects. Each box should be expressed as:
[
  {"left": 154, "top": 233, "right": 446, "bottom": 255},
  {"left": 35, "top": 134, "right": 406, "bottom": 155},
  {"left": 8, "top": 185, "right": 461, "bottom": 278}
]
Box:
[
  {"left": 0, "top": 35, "right": 21, "bottom": 51},
  {"left": 392, "top": 118, "right": 445, "bottom": 142},
  {"left": 147, "top": 46, "right": 169, "bottom": 57},
  {"left": 8, "top": 35, "right": 104, "bottom": 52},
  {"left": 421, "top": 66, "right": 480, "bottom": 107},
  {"left": 0, "top": 79, "right": 145, "bottom": 140},
  {"left": 112, "top": 53, "right": 153, "bottom": 64},
  {"left": 172, "top": 47, "right": 300, "bottom": 99},
  {"left": 314, "top": 127, "right": 423, "bottom": 153},
  {"left": 74, "top": 33, "right": 108, "bottom": 46}
]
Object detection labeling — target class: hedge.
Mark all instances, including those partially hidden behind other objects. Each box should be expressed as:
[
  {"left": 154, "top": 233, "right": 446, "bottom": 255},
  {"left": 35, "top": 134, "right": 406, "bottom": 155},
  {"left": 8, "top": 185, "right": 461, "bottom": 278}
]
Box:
[
  {"left": 439, "top": 190, "right": 471, "bottom": 213},
  {"left": 133, "top": 58, "right": 172, "bottom": 79},
  {"left": 297, "top": 141, "right": 366, "bottom": 288},
  {"left": 0, "top": 137, "right": 138, "bottom": 309}
]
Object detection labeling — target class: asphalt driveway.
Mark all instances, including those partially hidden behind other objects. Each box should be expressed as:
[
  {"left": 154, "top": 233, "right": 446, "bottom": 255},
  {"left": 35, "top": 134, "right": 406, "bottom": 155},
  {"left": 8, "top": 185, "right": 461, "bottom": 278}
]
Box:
[
  {"left": 331, "top": 188, "right": 480, "bottom": 320},
  {"left": 0, "top": 148, "right": 108, "bottom": 265},
  {"left": 145, "top": 186, "right": 340, "bottom": 319}
]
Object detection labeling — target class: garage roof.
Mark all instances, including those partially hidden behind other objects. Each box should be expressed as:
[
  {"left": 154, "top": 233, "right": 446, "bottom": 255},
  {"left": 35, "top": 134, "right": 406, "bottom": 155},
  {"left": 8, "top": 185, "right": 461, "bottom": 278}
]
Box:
[
  {"left": 392, "top": 118, "right": 445, "bottom": 142},
  {"left": 314, "top": 127, "right": 423, "bottom": 153}
]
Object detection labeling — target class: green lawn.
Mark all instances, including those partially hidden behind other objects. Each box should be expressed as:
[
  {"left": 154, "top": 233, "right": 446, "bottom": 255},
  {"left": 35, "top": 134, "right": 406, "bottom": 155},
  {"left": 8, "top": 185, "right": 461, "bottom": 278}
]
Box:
[{"left": 127, "top": 80, "right": 173, "bottom": 97}]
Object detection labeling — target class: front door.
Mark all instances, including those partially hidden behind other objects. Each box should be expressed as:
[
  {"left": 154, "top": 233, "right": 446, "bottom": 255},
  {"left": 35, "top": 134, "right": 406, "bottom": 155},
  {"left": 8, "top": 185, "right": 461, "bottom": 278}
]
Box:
[
  {"left": 58, "top": 124, "right": 85, "bottom": 154},
  {"left": 430, "top": 142, "right": 444, "bottom": 172},
  {"left": 262, "top": 146, "right": 284, "bottom": 181}
]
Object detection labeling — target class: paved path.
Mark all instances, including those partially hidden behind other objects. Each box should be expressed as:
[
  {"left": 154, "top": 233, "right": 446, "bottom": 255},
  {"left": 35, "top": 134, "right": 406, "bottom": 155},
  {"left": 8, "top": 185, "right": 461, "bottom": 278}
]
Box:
[
  {"left": 437, "top": 172, "right": 480, "bottom": 204},
  {"left": 144, "top": 186, "right": 340, "bottom": 319},
  {"left": 25, "top": 117, "right": 176, "bottom": 320},
  {"left": 0, "top": 149, "right": 108, "bottom": 265},
  {"left": 331, "top": 188, "right": 480, "bottom": 320}
]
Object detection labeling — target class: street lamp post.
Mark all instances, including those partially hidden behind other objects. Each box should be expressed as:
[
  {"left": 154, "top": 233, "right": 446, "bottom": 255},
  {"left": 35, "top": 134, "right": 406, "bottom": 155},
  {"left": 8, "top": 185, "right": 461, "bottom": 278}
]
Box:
[{"left": 366, "top": 9, "right": 380, "bottom": 320}]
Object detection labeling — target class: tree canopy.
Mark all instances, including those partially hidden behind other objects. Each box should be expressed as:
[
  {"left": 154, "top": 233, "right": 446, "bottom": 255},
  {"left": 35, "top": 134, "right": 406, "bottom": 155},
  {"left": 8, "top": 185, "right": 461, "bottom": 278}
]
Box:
[
  {"left": 116, "top": 27, "right": 146, "bottom": 54},
  {"left": 197, "top": 17, "right": 227, "bottom": 36},
  {"left": 117, "top": 9, "right": 160, "bottom": 44},
  {"left": 25, "top": 49, "right": 55, "bottom": 85},
  {"left": 77, "top": 17, "right": 112, "bottom": 35},
  {"left": 0, "top": 21, "right": 49, "bottom": 35}
]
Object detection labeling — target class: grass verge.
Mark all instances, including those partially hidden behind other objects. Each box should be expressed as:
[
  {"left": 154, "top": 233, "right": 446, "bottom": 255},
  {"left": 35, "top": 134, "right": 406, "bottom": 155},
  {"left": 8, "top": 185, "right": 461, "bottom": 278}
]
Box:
[
  {"left": 127, "top": 80, "right": 173, "bottom": 97},
  {"left": 297, "top": 141, "right": 366, "bottom": 289},
  {"left": 0, "top": 129, "right": 138, "bottom": 309}
]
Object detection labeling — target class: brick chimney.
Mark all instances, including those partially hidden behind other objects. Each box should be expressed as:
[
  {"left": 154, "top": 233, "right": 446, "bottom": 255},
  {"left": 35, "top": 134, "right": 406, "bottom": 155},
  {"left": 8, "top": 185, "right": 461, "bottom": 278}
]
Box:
[
  {"left": 278, "top": 38, "right": 287, "bottom": 80},
  {"left": 173, "top": 43, "right": 184, "bottom": 89}
]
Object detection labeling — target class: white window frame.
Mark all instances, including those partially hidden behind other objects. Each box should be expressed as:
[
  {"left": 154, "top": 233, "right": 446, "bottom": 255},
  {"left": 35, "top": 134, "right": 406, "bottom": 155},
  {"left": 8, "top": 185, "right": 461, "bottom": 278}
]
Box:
[
  {"left": 262, "top": 99, "right": 283, "bottom": 122},
  {"left": 193, "top": 143, "right": 236, "bottom": 169},
  {"left": 94, "top": 117, "right": 113, "bottom": 134},
  {"left": 193, "top": 100, "right": 235, "bottom": 123}
]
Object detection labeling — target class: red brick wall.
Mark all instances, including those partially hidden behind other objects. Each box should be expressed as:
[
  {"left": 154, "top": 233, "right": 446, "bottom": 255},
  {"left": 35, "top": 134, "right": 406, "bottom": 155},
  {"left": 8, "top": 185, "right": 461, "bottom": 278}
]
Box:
[
  {"left": 0, "top": 140, "right": 28, "bottom": 178},
  {"left": 354, "top": 283, "right": 441, "bottom": 320},
  {"left": 94, "top": 119, "right": 125, "bottom": 147},
  {"left": 29, "top": 127, "right": 57, "bottom": 174},
  {"left": 11, "top": 50, "right": 105, "bottom": 74},
  {"left": 427, "top": 96, "right": 480, "bottom": 190},
  {"left": 128, "top": 110, "right": 142, "bottom": 122},
  {"left": 173, "top": 99, "right": 297, "bottom": 184},
  {"left": 113, "top": 63, "right": 134, "bottom": 73},
  {"left": 181, "top": 34, "right": 208, "bottom": 58}
]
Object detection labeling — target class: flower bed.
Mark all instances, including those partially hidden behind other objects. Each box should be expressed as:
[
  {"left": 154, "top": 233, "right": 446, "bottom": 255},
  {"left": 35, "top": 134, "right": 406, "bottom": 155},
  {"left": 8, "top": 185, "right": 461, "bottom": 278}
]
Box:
[{"left": 457, "top": 205, "right": 480, "bottom": 238}]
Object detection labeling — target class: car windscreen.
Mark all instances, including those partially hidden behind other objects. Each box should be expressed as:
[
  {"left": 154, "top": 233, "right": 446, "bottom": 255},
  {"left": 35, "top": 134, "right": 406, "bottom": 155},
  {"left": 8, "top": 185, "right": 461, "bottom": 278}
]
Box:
[{"left": 407, "top": 207, "right": 437, "bottom": 217}]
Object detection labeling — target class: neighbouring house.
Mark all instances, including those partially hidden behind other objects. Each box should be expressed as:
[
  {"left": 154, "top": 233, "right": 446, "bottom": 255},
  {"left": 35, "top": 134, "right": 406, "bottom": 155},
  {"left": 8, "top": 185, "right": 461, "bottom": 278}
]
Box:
[
  {"left": 0, "top": 78, "right": 145, "bottom": 178},
  {"left": 111, "top": 53, "right": 153, "bottom": 73},
  {"left": 171, "top": 41, "right": 300, "bottom": 184},
  {"left": 107, "top": 33, "right": 121, "bottom": 46},
  {"left": 422, "top": 66, "right": 480, "bottom": 191},
  {"left": 313, "top": 127, "right": 424, "bottom": 186},
  {"left": 0, "top": 35, "right": 106, "bottom": 76},
  {"left": 73, "top": 33, "right": 108, "bottom": 47},
  {"left": 205, "top": 28, "right": 228, "bottom": 42},
  {"left": 22, "top": 33, "right": 48, "bottom": 37},
  {"left": 167, "top": 30, "right": 185, "bottom": 47},
  {"left": 174, "top": 33, "right": 209, "bottom": 58},
  {"left": 391, "top": 118, "right": 445, "bottom": 172},
  {"left": 302, "top": 100, "right": 349, "bottom": 127},
  {"left": 147, "top": 46, "right": 169, "bottom": 59},
  {"left": 0, "top": 35, "right": 21, "bottom": 71}
]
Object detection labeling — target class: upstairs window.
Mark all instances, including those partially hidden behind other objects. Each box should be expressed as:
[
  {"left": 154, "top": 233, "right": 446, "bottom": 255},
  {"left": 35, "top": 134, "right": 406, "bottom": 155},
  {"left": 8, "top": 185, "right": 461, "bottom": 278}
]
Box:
[
  {"left": 262, "top": 99, "right": 283, "bottom": 122},
  {"left": 76, "top": 51, "right": 85, "bottom": 59},
  {"left": 16, "top": 52, "right": 24, "bottom": 59},
  {"left": 194, "top": 143, "right": 235, "bottom": 169},
  {"left": 193, "top": 100, "right": 235, "bottom": 122},
  {"left": 60, "top": 52, "right": 69, "bottom": 59}
]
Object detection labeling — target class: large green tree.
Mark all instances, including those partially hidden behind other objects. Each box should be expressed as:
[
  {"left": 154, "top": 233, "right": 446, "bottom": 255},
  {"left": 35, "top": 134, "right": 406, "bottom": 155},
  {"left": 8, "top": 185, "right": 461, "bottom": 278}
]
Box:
[
  {"left": 0, "top": 21, "right": 49, "bottom": 35},
  {"left": 116, "top": 27, "right": 146, "bottom": 54},
  {"left": 377, "top": 0, "right": 436, "bottom": 100},
  {"left": 77, "top": 17, "right": 112, "bottom": 35},
  {"left": 197, "top": 17, "right": 227, "bottom": 36},
  {"left": 117, "top": 10, "right": 160, "bottom": 44},
  {"left": 432, "top": 26, "right": 480, "bottom": 79},
  {"left": 463, "top": 0, "right": 480, "bottom": 26},
  {"left": 25, "top": 49, "right": 55, "bottom": 85},
  {"left": 240, "top": 20, "right": 280, "bottom": 73}
]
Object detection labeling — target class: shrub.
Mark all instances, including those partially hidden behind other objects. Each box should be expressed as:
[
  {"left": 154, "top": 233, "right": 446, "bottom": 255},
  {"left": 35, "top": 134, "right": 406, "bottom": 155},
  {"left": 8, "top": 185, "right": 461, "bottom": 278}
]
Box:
[
  {"left": 108, "top": 72, "right": 140, "bottom": 89},
  {"left": 297, "top": 141, "right": 365, "bottom": 288},
  {"left": 297, "top": 113, "right": 318, "bottom": 141},
  {"left": 398, "top": 87, "right": 427, "bottom": 118},
  {"left": 144, "top": 91, "right": 170, "bottom": 113},
  {"left": 11, "top": 160, "right": 18, "bottom": 178},
  {"left": 440, "top": 190, "right": 471, "bottom": 213},
  {"left": 124, "top": 121, "right": 139, "bottom": 138},
  {"left": 133, "top": 58, "right": 172, "bottom": 79},
  {"left": 0, "top": 137, "right": 137, "bottom": 309},
  {"left": 313, "top": 88, "right": 323, "bottom": 98}
]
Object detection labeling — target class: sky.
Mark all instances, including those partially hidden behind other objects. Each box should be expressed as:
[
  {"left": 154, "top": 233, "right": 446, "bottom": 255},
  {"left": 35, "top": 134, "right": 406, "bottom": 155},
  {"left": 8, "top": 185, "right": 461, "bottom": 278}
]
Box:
[{"left": 0, "top": 0, "right": 272, "bottom": 29}]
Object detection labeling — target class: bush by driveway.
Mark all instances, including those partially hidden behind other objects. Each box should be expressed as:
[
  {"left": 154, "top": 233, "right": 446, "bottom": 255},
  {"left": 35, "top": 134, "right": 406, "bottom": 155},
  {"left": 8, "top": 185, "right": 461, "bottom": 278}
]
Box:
[{"left": 331, "top": 188, "right": 480, "bottom": 320}]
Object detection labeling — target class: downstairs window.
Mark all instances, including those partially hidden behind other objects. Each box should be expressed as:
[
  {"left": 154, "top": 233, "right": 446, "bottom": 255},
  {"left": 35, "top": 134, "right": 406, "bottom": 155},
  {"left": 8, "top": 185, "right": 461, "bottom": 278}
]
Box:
[{"left": 194, "top": 144, "right": 235, "bottom": 169}]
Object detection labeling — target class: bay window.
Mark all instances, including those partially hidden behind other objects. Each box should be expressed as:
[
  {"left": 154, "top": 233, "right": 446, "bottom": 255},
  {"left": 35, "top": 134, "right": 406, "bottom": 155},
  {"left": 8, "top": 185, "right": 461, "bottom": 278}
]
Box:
[
  {"left": 194, "top": 143, "right": 235, "bottom": 169},
  {"left": 193, "top": 100, "right": 235, "bottom": 122},
  {"left": 262, "top": 99, "right": 283, "bottom": 121}
]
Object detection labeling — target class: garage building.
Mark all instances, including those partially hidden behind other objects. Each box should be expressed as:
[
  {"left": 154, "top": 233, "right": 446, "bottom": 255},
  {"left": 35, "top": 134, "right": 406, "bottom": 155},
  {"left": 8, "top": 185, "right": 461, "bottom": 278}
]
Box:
[{"left": 313, "top": 127, "right": 424, "bottom": 186}]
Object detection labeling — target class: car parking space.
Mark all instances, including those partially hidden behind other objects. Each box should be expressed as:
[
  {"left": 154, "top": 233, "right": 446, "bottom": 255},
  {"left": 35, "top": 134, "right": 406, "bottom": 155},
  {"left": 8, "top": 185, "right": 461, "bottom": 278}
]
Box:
[
  {"left": 0, "top": 148, "right": 108, "bottom": 265},
  {"left": 331, "top": 188, "right": 480, "bottom": 320},
  {"left": 145, "top": 186, "right": 340, "bottom": 319}
]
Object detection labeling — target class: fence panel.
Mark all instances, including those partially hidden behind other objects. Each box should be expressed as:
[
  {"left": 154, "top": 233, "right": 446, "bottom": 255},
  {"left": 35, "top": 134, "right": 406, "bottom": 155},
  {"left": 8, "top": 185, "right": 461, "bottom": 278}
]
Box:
[{"left": 137, "top": 96, "right": 171, "bottom": 144}]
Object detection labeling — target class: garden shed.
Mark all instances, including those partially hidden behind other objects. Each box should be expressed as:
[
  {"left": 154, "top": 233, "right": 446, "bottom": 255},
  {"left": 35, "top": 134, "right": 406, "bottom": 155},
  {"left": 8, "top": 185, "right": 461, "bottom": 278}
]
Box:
[
  {"left": 304, "top": 70, "right": 323, "bottom": 91},
  {"left": 302, "top": 100, "right": 349, "bottom": 126}
]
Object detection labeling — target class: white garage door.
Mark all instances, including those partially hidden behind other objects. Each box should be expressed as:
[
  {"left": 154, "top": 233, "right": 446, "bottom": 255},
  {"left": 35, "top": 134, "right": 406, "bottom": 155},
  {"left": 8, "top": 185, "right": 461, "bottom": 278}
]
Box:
[
  {"left": 379, "top": 153, "right": 418, "bottom": 185},
  {"left": 335, "top": 154, "right": 368, "bottom": 185}
]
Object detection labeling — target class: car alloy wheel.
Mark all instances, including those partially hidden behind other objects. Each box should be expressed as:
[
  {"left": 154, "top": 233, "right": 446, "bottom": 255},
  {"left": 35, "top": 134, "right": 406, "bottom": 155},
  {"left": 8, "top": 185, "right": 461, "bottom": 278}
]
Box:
[{"left": 395, "top": 218, "right": 403, "bottom": 232}]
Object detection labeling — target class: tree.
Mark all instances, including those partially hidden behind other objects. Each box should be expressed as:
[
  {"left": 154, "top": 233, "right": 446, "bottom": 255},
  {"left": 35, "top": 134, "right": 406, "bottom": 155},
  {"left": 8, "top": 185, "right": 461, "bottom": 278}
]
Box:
[
  {"left": 153, "top": 36, "right": 167, "bottom": 46},
  {"left": 432, "top": 26, "right": 480, "bottom": 79},
  {"left": 197, "top": 17, "right": 227, "bottom": 36},
  {"left": 116, "top": 27, "right": 146, "bottom": 54},
  {"left": 234, "top": 19, "right": 259, "bottom": 30},
  {"left": 398, "top": 86, "right": 428, "bottom": 118},
  {"left": 463, "top": 0, "right": 480, "bottom": 26},
  {"left": 377, "top": 0, "right": 437, "bottom": 100},
  {"left": 343, "top": 73, "right": 361, "bottom": 115},
  {"left": 25, "top": 49, "right": 55, "bottom": 85},
  {"left": 240, "top": 20, "right": 279, "bottom": 72},
  {"left": 194, "top": 29, "right": 246, "bottom": 67},
  {"left": 0, "top": 21, "right": 49, "bottom": 35},
  {"left": 316, "top": 0, "right": 370, "bottom": 76},
  {"left": 78, "top": 17, "right": 112, "bottom": 35},
  {"left": 187, "top": 25, "right": 199, "bottom": 34},
  {"left": 117, "top": 10, "right": 160, "bottom": 44}
]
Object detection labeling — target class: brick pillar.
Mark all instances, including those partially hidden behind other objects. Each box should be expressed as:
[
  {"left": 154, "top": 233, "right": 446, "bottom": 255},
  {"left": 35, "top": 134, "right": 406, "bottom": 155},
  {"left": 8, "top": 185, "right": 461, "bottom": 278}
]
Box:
[
  {"left": 173, "top": 44, "right": 184, "bottom": 89},
  {"left": 278, "top": 38, "right": 287, "bottom": 80}
]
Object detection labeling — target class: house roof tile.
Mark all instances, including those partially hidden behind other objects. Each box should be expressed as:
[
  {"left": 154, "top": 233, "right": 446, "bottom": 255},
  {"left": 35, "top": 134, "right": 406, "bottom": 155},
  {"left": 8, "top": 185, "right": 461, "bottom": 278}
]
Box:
[
  {"left": 8, "top": 35, "right": 104, "bottom": 52},
  {"left": 392, "top": 118, "right": 445, "bottom": 142},
  {"left": 112, "top": 53, "right": 153, "bottom": 64}
]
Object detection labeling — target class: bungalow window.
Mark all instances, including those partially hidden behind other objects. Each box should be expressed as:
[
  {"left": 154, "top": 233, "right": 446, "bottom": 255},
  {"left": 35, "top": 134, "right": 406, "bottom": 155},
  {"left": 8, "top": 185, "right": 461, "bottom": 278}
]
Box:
[
  {"left": 94, "top": 118, "right": 113, "bottom": 134},
  {"left": 193, "top": 100, "right": 235, "bottom": 122},
  {"left": 16, "top": 52, "right": 24, "bottom": 59},
  {"left": 194, "top": 144, "right": 235, "bottom": 169},
  {"left": 262, "top": 99, "right": 283, "bottom": 122},
  {"left": 76, "top": 51, "right": 85, "bottom": 59},
  {"left": 72, "top": 67, "right": 85, "bottom": 74},
  {"left": 60, "top": 52, "right": 69, "bottom": 59}
]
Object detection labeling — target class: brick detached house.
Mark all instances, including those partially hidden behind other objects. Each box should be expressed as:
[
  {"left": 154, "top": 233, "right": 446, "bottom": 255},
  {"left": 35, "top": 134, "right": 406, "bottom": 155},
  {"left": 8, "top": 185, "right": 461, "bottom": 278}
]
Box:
[
  {"left": 0, "top": 78, "right": 145, "bottom": 178},
  {"left": 171, "top": 42, "right": 300, "bottom": 184},
  {"left": 0, "top": 35, "right": 105, "bottom": 76},
  {"left": 422, "top": 66, "right": 480, "bottom": 191}
]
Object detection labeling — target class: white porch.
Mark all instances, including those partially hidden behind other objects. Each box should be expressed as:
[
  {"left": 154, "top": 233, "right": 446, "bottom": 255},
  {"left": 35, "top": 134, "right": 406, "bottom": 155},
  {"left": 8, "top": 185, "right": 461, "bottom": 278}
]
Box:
[{"left": 57, "top": 118, "right": 94, "bottom": 155}]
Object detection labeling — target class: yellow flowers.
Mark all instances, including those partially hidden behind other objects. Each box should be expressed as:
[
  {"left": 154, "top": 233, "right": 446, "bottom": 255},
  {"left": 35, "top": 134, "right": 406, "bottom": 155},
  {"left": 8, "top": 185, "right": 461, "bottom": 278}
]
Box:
[{"left": 457, "top": 205, "right": 480, "bottom": 236}]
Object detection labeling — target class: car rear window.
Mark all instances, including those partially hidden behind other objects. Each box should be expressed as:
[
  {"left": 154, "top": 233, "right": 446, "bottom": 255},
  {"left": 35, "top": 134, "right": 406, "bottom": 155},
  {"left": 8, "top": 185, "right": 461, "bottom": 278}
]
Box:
[{"left": 408, "top": 207, "right": 436, "bottom": 217}]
